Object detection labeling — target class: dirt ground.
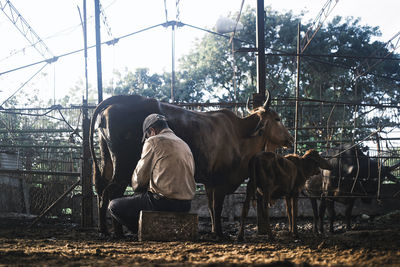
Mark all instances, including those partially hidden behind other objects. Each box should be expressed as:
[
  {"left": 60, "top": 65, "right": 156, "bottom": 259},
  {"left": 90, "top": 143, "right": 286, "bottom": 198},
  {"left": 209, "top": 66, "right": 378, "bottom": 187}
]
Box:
[{"left": 1, "top": 212, "right": 400, "bottom": 267}]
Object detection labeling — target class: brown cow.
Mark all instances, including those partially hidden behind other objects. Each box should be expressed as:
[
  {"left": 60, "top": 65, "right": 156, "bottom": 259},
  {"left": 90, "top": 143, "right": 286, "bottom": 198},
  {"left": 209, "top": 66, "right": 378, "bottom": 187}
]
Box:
[
  {"left": 89, "top": 93, "right": 293, "bottom": 238},
  {"left": 237, "top": 149, "right": 331, "bottom": 241}
]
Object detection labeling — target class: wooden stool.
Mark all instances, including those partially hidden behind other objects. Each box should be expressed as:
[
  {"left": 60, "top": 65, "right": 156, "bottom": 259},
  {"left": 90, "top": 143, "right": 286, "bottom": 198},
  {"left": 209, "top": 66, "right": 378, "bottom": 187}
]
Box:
[{"left": 138, "top": 210, "right": 198, "bottom": 241}]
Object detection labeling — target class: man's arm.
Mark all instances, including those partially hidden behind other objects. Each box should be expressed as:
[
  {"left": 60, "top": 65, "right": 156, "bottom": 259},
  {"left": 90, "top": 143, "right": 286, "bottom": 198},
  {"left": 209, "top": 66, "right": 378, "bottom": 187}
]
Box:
[{"left": 131, "top": 140, "right": 154, "bottom": 192}]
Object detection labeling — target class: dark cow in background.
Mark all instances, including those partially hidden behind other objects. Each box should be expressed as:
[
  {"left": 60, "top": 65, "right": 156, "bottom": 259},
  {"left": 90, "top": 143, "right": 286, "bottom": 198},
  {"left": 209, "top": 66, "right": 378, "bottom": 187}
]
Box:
[
  {"left": 89, "top": 93, "right": 294, "bottom": 238},
  {"left": 238, "top": 149, "right": 332, "bottom": 241},
  {"left": 305, "top": 143, "right": 399, "bottom": 234}
]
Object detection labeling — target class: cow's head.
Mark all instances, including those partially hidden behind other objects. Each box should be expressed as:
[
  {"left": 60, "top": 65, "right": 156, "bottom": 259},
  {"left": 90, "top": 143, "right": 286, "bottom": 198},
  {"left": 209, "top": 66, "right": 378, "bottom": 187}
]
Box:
[
  {"left": 248, "top": 92, "right": 294, "bottom": 152},
  {"left": 383, "top": 162, "right": 400, "bottom": 184},
  {"left": 303, "top": 149, "right": 333, "bottom": 176}
]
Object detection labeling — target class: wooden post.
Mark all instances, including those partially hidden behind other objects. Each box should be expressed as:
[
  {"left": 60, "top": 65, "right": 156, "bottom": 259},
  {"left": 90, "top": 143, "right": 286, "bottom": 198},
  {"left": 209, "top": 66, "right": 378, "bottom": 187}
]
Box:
[{"left": 81, "top": 100, "right": 93, "bottom": 228}]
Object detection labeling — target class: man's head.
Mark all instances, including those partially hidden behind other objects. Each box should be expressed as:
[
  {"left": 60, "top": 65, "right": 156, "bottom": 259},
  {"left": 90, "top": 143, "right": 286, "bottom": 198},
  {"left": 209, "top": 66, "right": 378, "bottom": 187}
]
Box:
[{"left": 142, "top": 113, "right": 169, "bottom": 142}]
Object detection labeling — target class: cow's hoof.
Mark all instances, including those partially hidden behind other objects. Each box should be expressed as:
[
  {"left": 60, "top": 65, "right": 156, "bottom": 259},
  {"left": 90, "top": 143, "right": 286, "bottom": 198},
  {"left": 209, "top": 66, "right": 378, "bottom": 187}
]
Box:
[
  {"left": 257, "top": 230, "right": 269, "bottom": 235},
  {"left": 110, "top": 232, "right": 125, "bottom": 240},
  {"left": 98, "top": 232, "right": 110, "bottom": 239},
  {"left": 236, "top": 235, "right": 244, "bottom": 242},
  {"left": 124, "top": 233, "right": 138, "bottom": 241},
  {"left": 291, "top": 232, "right": 299, "bottom": 239},
  {"left": 211, "top": 232, "right": 229, "bottom": 242},
  {"left": 312, "top": 231, "right": 322, "bottom": 237},
  {"left": 216, "top": 234, "right": 227, "bottom": 242}
]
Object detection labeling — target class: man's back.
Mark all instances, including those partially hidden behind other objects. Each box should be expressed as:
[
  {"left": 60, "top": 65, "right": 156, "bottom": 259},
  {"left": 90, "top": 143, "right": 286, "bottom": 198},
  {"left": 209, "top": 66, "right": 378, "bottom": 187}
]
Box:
[{"left": 147, "top": 128, "right": 195, "bottom": 200}]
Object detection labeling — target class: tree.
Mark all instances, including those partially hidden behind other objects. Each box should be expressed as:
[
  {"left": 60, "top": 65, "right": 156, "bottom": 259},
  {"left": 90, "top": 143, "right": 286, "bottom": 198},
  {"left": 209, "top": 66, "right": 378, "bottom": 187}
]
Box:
[
  {"left": 297, "top": 16, "right": 400, "bottom": 146},
  {"left": 59, "top": 78, "right": 97, "bottom": 106},
  {"left": 104, "top": 68, "right": 205, "bottom": 103},
  {"left": 177, "top": 6, "right": 400, "bottom": 148},
  {"left": 98, "top": 6, "right": 399, "bottom": 149}
]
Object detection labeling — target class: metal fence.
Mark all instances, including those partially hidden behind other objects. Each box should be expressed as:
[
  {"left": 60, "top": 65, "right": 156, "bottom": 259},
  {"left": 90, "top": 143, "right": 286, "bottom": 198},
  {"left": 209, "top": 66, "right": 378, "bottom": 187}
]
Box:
[
  {"left": 0, "top": 106, "right": 83, "bottom": 222},
  {"left": 0, "top": 98, "right": 399, "bottom": 225}
]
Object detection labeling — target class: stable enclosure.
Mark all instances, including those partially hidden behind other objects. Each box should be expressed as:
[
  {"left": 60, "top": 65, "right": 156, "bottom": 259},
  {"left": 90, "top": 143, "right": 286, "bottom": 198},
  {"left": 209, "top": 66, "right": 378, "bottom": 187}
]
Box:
[
  {"left": 1, "top": 0, "right": 400, "bottom": 266},
  {"left": 1, "top": 100, "right": 399, "bottom": 267},
  {"left": 0, "top": 106, "right": 82, "bottom": 220}
]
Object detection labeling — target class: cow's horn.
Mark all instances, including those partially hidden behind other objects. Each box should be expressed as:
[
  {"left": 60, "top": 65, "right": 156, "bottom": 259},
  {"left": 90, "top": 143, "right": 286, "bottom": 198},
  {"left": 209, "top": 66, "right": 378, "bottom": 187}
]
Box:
[
  {"left": 246, "top": 97, "right": 251, "bottom": 113},
  {"left": 388, "top": 161, "right": 400, "bottom": 172},
  {"left": 263, "top": 90, "right": 271, "bottom": 109}
]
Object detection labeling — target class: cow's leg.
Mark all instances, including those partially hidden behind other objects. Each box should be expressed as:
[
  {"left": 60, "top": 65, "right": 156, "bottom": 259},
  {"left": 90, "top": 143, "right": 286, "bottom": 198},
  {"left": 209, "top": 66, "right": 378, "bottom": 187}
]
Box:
[
  {"left": 94, "top": 137, "right": 113, "bottom": 236},
  {"left": 310, "top": 198, "right": 319, "bottom": 234},
  {"left": 286, "top": 196, "right": 299, "bottom": 237},
  {"left": 285, "top": 196, "right": 293, "bottom": 233},
  {"left": 95, "top": 169, "right": 111, "bottom": 236},
  {"left": 344, "top": 199, "right": 355, "bottom": 231},
  {"left": 98, "top": 194, "right": 108, "bottom": 235},
  {"left": 256, "top": 190, "right": 269, "bottom": 235},
  {"left": 326, "top": 199, "right": 335, "bottom": 233},
  {"left": 96, "top": 180, "right": 109, "bottom": 235},
  {"left": 213, "top": 188, "right": 227, "bottom": 238},
  {"left": 205, "top": 186, "right": 216, "bottom": 233},
  {"left": 292, "top": 195, "right": 298, "bottom": 237},
  {"left": 262, "top": 192, "right": 273, "bottom": 239},
  {"left": 237, "top": 179, "right": 255, "bottom": 241},
  {"left": 318, "top": 198, "right": 327, "bottom": 234}
]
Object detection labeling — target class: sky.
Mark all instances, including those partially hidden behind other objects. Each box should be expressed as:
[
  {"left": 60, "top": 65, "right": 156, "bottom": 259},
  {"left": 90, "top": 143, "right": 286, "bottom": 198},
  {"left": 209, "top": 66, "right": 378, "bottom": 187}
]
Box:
[{"left": 0, "top": 0, "right": 399, "bottom": 107}]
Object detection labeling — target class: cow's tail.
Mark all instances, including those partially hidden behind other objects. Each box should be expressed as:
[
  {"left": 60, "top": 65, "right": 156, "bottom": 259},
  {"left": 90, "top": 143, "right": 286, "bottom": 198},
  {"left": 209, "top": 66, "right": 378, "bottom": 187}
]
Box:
[
  {"left": 90, "top": 98, "right": 110, "bottom": 180},
  {"left": 89, "top": 95, "right": 137, "bottom": 181}
]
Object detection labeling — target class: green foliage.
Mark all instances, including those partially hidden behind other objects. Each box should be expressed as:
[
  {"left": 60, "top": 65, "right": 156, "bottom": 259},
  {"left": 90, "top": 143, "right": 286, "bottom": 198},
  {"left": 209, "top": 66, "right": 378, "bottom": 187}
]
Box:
[
  {"left": 87, "top": 5, "right": 400, "bottom": 147},
  {"left": 59, "top": 78, "right": 97, "bottom": 106},
  {"left": 104, "top": 68, "right": 204, "bottom": 103}
]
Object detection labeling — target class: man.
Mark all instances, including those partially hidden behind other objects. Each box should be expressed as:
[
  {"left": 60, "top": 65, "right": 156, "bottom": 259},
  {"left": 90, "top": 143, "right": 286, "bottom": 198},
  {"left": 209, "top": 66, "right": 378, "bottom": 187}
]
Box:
[{"left": 108, "top": 113, "right": 196, "bottom": 234}]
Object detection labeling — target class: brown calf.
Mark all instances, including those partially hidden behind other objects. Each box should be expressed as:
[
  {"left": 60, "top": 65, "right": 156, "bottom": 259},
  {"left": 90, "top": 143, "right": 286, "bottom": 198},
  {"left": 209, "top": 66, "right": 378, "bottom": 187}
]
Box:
[{"left": 237, "top": 149, "right": 332, "bottom": 241}]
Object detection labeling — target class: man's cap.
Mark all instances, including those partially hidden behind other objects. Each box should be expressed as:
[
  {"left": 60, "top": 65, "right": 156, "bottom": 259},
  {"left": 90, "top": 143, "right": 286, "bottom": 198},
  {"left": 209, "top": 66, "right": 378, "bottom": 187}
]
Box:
[{"left": 142, "top": 113, "right": 167, "bottom": 142}]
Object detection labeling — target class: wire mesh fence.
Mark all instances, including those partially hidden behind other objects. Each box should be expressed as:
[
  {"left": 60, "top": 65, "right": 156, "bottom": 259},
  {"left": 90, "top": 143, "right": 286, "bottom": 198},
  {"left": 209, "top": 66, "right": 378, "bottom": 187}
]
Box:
[{"left": 0, "top": 106, "right": 83, "bottom": 223}]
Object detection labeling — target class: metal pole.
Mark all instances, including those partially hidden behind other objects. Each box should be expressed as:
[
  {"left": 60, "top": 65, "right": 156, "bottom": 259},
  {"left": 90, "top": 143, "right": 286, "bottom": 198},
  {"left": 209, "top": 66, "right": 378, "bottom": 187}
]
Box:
[
  {"left": 81, "top": 99, "right": 93, "bottom": 228},
  {"left": 294, "top": 23, "right": 301, "bottom": 154},
  {"left": 375, "top": 133, "right": 382, "bottom": 200},
  {"left": 254, "top": 0, "right": 266, "bottom": 107},
  {"left": 171, "top": 23, "right": 175, "bottom": 102},
  {"left": 94, "top": 0, "right": 103, "bottom": 103},
  {"left": 83, "top": 0, "right": 89, "bottom": 101},
  {"left": 255, "top": 0, "right": 268, "bottom": 235}
]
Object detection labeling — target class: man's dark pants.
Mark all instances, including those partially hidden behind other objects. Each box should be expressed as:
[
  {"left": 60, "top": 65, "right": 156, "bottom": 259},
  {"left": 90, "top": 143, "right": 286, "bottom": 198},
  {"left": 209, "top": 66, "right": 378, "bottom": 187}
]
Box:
[{"left": 108, "top": 191, "right": 191, "bottom": 233}]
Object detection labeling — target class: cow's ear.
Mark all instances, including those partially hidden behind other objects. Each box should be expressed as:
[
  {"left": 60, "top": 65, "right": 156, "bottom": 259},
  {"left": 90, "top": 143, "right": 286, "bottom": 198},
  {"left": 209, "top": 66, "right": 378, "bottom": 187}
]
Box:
[{"left": 311, "top": 154, "right": 332, "bottom": 170}]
